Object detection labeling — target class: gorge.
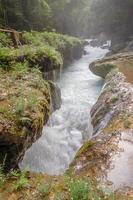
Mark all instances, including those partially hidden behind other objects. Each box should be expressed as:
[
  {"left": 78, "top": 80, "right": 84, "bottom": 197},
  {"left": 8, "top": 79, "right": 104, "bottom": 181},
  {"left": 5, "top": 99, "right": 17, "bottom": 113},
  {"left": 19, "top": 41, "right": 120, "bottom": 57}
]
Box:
[
  {"left": 20, "top": 42, "right": 109, "bottom": 175},
  {"left": 0, "top": 1, "right": 133, "bottom": 199}
]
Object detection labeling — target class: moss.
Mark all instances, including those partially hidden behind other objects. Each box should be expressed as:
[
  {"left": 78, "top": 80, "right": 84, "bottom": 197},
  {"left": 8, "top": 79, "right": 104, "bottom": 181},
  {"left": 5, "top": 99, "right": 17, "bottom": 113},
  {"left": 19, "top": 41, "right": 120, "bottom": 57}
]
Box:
[
  {"left": 0, "top": 63, "right": 52, "bottom": 169},
  {"left": 0, "top": 33, "right": 13, "bottom": 47},
  {"left": 90, "top": 61, "right": 118, "bottom": 79},
  {"left": 110, "top": 95, "right": 119, "bottom": 103},
  {"left": 23, "top": 31, "right": 82, "bottom": 50},
  {"left": 104, "top": 114, "right": 133, "bottom": 133},
  {"left": 0, "top": 65, "right": 51, "bottom": 138},
  {"left": 0, "top": 31, "right": 82, "bottom": 72},
  {"left": 0, "top": 45, "right": 63, "bottom": 71},
  {"left": 75, "top": 140, "right": 96, "bottom": 158},
  {"left": 0, "top": 171, "right": 129, "bottom": 200},
  {"left": 0, "top": 30, "right": 83, "bottom": 170},
  {"left": 123, "top": 118, "right": 131, "bottom": 129},
  {"left": 23, "top": 31, "right": 83, "bottom": 66}
]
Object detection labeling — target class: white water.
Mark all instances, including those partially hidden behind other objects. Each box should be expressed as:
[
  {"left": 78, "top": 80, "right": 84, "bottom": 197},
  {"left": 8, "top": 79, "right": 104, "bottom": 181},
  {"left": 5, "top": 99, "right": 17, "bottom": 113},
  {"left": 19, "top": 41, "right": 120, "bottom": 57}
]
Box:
[{"left": 20, "top": 43, "right": 109, "bottom": 175}]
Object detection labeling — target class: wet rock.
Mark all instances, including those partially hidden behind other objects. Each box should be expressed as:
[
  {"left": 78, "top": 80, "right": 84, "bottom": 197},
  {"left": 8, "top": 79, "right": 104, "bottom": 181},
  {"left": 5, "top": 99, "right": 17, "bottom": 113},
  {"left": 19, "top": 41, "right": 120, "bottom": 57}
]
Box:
[
  {"left": 63, "top": 42, "right": 83, "bottom": 66},
  {"left": 108, "top": 38, "right": 133, "bottom": 56},
  {"left": 83, "top": 50, "right": 88, "bottom": 55},
  {"left": 71, "top": 54, "right": 133, "bottom": 193},
  {"left": 90, "top": 33, "right": 108, "bottom": 47},
  {"left": 48, "top": 81, "right": 62, "bottom": 111},
  {"left": 83, "top": 40, "right": 90, "bottom": 46},
  {"left": 0, "top": 70, "right": 51, "bottom": 170},
  {"left": 89, "top": 52, "right": 133, "bottom": 79}
]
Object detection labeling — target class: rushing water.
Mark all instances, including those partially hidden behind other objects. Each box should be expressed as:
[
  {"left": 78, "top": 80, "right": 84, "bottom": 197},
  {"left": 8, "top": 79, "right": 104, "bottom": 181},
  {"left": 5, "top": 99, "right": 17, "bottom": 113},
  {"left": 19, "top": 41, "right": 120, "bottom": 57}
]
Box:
[{"left": 20, "top": 42, "right": 109, "bottom": 175}]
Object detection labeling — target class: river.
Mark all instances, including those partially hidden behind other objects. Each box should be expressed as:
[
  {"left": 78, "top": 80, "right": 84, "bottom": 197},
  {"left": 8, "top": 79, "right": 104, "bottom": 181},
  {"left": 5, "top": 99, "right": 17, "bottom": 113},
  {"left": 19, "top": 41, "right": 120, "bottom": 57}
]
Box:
[{"left": 20, "top": 42, "right": 109, "bottom": 175}]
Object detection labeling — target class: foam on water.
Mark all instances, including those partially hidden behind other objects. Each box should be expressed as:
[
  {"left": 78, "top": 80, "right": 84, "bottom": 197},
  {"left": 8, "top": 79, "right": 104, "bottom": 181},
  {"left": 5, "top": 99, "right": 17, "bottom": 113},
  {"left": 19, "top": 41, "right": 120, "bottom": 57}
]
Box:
[{"left": 20, "top": 43, "right": 109, "bottom": 175}]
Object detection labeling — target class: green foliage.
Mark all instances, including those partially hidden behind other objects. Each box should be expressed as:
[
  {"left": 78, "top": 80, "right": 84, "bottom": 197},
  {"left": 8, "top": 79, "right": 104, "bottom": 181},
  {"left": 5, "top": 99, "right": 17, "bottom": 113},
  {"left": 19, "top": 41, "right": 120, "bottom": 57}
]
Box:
[
  {"left": 0, "top": 0, "right": 133, "bottom": 40},
  {"left": 0, "top": 63, "right": 51, "bottom": 138},
  {"left": 0, "top": 0, "right": 52, "bottom": 30},
  {"left": 55, "top": 195, "right": 62, "bottom": 200},
  {"left": 0, "top": 44, "right": 63, "bottom": 71},
  {"left": 14, "top": 97, "right": 26, "bottom": 114},
  {"left": 23, "top": 31, "right": 82, "bottom": 50},
  {"left": 0, "top": 165, "right": 6, "bottom": 188},
  {"left": 28, "top": 92, "right": 38, "bottom": 110},
  {"left": 0, "top": 31, "right": 82, "bottom": 73},
  {"left": 89, "top": 0, "right": 133, "bottom": 40},
  {"left": 38, "top": 183, "right": 50, "bottom": 197},
  {"left": 11, "top": 169, "right": 29, "bottom": 191},
  {"left": 66, "top": 178, "right": 101, "bottom": 200},
  {"left": 69, "top": 179, "right": 90, "bottom": 200},
  {"left": 124, "top": 119, "right": 131, "bottom": 129},
  {"left": 110, "top": 95, "right": 119, "bottom": 103},
  {"left": 0, "top": 33, "right": 13, "bottom": 47},
  {"left": 48, "top": 0, "right": 92, "bottom": 36},
  {"left": 0, "top": 0, "right": 92, "bottom": 36}
]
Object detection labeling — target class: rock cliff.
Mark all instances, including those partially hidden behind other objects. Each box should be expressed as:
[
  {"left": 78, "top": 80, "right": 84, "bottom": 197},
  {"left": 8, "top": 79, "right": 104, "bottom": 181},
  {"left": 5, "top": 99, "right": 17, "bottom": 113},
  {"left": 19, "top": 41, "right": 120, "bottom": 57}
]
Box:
[{"left": 71, "top": 52, "right": 133, "bottom": 195}]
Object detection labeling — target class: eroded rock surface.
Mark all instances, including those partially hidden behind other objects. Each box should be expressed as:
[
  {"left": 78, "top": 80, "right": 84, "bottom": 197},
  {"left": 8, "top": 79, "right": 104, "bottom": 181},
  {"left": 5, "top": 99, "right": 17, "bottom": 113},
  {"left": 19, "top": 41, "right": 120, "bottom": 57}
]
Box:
[
  {"left": 0, "top": 69, "right": 52, "bottom": 170},
  {"left": 71, "top": 54, "right": 133, "bottom": 195},
  {"left": 89, "top": 52, "right": 133, "bottom": 79}
]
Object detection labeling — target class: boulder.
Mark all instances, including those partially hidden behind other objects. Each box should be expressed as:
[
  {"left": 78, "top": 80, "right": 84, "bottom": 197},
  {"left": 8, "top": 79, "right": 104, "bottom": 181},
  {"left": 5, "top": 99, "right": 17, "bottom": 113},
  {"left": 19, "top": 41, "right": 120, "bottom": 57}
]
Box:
[{"left": 89, "top": 52, "right": 133, "bottom": 79}]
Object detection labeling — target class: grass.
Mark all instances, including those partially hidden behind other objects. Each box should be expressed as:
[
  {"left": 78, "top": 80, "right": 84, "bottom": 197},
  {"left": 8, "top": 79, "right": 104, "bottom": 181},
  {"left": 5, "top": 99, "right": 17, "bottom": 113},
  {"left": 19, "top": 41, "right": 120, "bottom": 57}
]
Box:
[
  {"left": 11, "top": 169, "right": 29, "bottom": 191},
  {"left": 69, "top": 179, "right": 90, "bottom": 200},
  {"left": 0, "top": 30, "right": 83, "bottom": 73},
  {"left": 0, "top": 169, "right": 130, "bottom": 200},
  {"left": 38, "top": 183, "right": 51, "bottom": 197},
  {"left": 23, "top": 31, "right": 82, "bottom": 50},
  {"left": 0, "top": 64, "right": 51, "bottom": 138},
  {"left": 0, "top": 32, "right": 13, "bottom": 47},
  {"left": 0, "top": 45, "right": 63, "bottom": 71}
]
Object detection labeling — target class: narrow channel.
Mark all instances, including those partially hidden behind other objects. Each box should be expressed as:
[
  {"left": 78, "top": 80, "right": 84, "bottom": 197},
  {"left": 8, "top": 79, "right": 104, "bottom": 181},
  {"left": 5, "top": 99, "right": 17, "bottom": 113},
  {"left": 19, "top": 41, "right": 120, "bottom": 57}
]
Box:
[{"left": 20, "top": 42, "right": 109, "bottom": 175}]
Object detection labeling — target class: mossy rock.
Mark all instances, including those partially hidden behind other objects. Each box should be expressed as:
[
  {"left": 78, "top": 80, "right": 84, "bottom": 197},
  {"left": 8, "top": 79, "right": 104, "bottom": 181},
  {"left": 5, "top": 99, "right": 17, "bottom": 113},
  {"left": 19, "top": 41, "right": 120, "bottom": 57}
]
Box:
[
  {"left": 89, "top": 62, "right": 117, "bottom": 78},
  {"left": 75, "top": 140, "right": 96, "bottom": 158},
  {"left": 0, "top": 67, "right": 51, "bottom": 170},
  {"left": 0, "top": 45, "right": 63, "bottom": 72}
]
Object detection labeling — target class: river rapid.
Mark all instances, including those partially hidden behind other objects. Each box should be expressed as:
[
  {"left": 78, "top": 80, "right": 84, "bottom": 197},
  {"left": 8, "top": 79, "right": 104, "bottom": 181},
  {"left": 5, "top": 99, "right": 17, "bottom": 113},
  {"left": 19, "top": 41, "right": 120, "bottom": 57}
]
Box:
[{"left": 20, "top": 42, "right": 109, "bottom": 175}]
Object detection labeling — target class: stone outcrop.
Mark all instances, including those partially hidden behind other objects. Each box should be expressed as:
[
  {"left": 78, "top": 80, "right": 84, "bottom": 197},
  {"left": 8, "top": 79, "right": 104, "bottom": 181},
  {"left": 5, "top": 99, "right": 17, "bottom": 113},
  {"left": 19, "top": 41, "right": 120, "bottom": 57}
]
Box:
[
  {"left": 108, "top": 38, "right": 133, "bottom": 56},
  {"left": 90, "top": 52, "right": 133, "bottom": 79},
  {"left": 71, "top": 53, "right": 133, "bottom": 194},
  {"left": 0, "top": 31, "right": 84, "bottom": 170},
  {"left": 62, "top": 42, "right": 83, "bottom": 66},
  {"left": 0, "top": 68, "right": 62, "bottom": 170}
]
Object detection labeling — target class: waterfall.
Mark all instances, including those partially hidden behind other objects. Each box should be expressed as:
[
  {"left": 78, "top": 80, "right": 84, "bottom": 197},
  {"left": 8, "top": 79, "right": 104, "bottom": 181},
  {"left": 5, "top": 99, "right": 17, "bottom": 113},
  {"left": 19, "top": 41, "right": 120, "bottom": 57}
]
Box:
[{"left": 20, "top": 42, "right": 109, "bottom": 175}]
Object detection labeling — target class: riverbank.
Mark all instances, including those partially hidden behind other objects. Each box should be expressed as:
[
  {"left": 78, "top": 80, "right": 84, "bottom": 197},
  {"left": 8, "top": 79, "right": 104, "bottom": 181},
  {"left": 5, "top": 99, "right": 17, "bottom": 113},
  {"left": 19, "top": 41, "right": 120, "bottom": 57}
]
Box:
[
  {"left": 0, "top": 30, "right": 83, "bottom": 170},
  {"left": 71, "top": 52, "right": 133, "bottom": 197},
  {"left": 20, "top": 44, "right": 107, "bottom": 175},
  {"left": 0, "top": 42, "right": 132, "bottom": 199}
]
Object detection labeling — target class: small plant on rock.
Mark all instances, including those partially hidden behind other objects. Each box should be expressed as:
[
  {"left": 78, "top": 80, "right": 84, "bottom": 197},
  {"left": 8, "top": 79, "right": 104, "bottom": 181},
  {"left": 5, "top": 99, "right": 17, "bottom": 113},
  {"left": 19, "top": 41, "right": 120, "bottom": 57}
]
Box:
[
  {"left": 69, "top": 179, "right": 90, "bottom": 200},
  {"left": 11, "top": 169, "right": 29, "bottom": 191},
  {"left": 38, "top": 183, "right": 50, "bottom": 197},
  {"left": 124, "top": 119, "right": 131, "bottom": 129},
  {"left": 0, "top": 165, "right": 6, "bottom": 188}
]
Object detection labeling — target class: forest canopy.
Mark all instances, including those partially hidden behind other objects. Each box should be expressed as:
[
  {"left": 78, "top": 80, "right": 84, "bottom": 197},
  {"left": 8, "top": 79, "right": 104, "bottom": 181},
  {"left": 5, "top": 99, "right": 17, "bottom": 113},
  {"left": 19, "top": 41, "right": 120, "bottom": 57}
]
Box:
[
  {"left": 0, "top": 0, "right": 133, "bottom": 40},
  {"left": 0, "top": 0, "right": 91, "bottom": 36}
]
